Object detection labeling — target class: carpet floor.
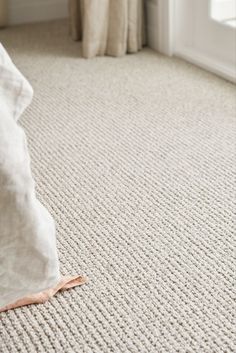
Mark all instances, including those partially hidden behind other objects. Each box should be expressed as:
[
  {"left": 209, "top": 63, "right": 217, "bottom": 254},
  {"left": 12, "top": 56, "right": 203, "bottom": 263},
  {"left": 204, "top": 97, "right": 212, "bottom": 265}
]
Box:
[{"left": 0, "top": 20, "right": 235, "bottom": 353}]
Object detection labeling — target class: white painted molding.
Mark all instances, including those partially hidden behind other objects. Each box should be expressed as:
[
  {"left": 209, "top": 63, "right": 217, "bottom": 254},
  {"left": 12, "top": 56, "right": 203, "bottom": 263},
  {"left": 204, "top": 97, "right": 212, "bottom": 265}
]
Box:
[
  {"left": 173, "top": 0, "right": 236, "bottom": 82},
  {"left": 175, "top": 46, "right": 236, "bottom": 83},
  {"left": 157, "top": 0, "right": 175, "bottom": 56},
  {"left": 146, "top": 0, "right": 174, "bottom": 56},
  {"left": 9, "top": 0, "right": 68, "bottom": 25}
]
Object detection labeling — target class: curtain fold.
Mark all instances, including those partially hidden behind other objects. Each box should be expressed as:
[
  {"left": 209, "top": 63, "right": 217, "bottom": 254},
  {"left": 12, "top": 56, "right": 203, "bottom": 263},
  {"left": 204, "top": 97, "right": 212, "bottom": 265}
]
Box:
[{"left": 69, "top": 0, "right": 146, "bottom": 58}]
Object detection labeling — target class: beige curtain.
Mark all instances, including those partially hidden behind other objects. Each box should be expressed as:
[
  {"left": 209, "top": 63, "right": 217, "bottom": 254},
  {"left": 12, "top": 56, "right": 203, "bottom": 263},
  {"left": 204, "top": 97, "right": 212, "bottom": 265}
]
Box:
[{"left": 69, "top": 0, "right": 146, "bottom": 58}]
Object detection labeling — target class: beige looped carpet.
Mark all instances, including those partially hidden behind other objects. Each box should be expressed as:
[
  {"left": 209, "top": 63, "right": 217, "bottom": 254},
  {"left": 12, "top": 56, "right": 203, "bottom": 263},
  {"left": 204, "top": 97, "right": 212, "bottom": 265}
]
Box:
[{"left": 0, "top": 20, "right": 235, "bottom": 353}]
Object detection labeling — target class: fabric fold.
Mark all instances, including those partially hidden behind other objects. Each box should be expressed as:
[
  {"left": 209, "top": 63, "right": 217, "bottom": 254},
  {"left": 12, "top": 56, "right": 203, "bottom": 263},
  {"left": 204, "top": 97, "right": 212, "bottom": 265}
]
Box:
[
  {"left": 0, "top": 276, "right": 87, "bottom": 313},
  {"left": 69, "top": 0, "right": 146, "bottom": 58},
  {"left": 0, "top": 43, "right": 86, "bottom": 312}
]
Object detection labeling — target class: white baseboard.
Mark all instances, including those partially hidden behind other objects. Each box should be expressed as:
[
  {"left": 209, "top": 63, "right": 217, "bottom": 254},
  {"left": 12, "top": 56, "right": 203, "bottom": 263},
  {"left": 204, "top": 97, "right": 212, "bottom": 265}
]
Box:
[
  {"left": 9, "top": 0, "right": 68, "bottom": 25},
  {"left": 175, "top": 46, "right": 236, "bottom": 83}
]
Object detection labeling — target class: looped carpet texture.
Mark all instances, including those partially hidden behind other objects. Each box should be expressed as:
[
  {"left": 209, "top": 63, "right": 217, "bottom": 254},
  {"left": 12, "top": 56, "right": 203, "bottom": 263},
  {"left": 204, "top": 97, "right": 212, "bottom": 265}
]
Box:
[{"left": 0, "top": 20, "right": 235, "bottom": 353}]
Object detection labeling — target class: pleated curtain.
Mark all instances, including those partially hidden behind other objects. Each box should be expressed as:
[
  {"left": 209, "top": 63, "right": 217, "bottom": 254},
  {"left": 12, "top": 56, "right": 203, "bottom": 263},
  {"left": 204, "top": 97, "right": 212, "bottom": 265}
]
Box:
[{"left": 69, "top": 0, "right": 146, "bottom": 58}]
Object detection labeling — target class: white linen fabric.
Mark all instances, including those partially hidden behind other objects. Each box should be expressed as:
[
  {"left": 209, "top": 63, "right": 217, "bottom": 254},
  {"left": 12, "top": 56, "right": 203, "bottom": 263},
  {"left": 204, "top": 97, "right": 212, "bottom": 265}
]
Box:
[{"left": 0, "top": 43, "right": 61, "bottom": 308}]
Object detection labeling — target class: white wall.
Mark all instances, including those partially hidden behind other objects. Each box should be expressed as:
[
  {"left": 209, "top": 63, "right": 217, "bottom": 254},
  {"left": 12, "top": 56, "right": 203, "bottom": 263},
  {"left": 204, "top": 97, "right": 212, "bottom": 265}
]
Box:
[{"left": 9, "top": 0, "right": 68, "bottom": 25}]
